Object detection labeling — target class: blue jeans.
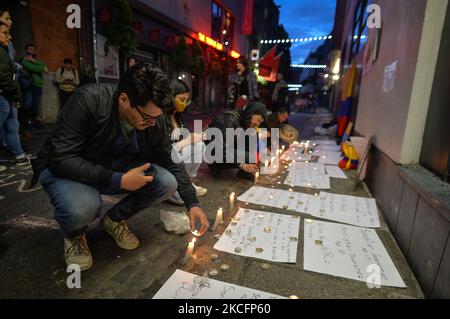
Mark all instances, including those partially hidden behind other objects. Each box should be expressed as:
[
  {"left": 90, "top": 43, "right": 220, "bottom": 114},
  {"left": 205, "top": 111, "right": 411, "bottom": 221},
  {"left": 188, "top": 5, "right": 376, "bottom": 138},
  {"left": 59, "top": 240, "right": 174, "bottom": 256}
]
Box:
[
  {"left": 23, "top": 85, "right": 43, "bottom": 117},
  {"left": 0, "top": 96, "right": 25, "bottom": 158},
  {"left": 39, "top": 164, "right": 178, "bottom": 239}
]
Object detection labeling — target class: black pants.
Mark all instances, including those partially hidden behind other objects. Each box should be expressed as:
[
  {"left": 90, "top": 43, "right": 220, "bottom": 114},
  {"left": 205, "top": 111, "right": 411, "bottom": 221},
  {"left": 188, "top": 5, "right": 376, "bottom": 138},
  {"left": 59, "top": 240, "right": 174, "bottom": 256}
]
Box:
[{"left": 59, "top": 90, "right": 73, "bottom": 109}]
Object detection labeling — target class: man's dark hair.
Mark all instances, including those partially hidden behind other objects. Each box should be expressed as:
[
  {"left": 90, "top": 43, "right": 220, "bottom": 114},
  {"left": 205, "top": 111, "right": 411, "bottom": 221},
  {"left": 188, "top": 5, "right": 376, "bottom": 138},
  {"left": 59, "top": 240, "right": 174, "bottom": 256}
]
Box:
[
  {"left": 118, "top": 63, "right": 173, "bottom": 111},
  {"left": 0, "top": 6, "right": 10, "bottom": 17},
  {"left": 277, "top": 107, "right": 288, "bottom": 114},
  {"left": 25, "top": 43, "right": 35, "bottom": 51},
  {"left": 64, "top": 58, "right": 73, "bottom": 65},
  {"left": 237, "top": 56, "right": 250, "bottom": 71}
]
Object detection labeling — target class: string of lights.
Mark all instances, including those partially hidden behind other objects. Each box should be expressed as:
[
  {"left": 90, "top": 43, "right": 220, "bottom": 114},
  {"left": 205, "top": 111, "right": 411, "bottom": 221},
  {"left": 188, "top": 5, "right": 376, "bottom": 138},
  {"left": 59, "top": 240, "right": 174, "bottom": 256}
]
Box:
[
  {"left": 290, "top": 64, "right": 327, "bottom": 69},
  {"left": 260, "top": 36, "right": 332, "bottom": 44},
  {"left": 260, "top": 35, "right": 367, "bottom": 45}
]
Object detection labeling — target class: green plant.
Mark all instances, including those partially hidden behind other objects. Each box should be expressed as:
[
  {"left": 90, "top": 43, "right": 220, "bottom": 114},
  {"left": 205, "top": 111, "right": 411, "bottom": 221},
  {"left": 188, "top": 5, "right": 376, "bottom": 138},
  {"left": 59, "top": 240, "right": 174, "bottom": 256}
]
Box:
[
  {"left": 103, "top": 0, "right": 139, "bottom": 54},
  {"left": 171, "top": 35, "right": 191, "bottom": 72},
  {"left": 191, "top": 41, "right": 205, "bottom": 76}
]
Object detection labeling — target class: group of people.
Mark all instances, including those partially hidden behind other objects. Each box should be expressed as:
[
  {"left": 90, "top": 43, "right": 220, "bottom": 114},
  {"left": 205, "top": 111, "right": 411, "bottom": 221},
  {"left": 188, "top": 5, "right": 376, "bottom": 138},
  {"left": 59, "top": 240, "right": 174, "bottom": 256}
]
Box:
[
  {"left": 0, "top": 6, "right": 291, "bottom": 272},
  {"left": 0, "top": 6, "right": 36, "bottom": 166},
  {"left": 0, "top": 6, "right": 98, "bottom": 168},
  {"left": 27, "top": 60, "right": 293, "bottom": 271}
]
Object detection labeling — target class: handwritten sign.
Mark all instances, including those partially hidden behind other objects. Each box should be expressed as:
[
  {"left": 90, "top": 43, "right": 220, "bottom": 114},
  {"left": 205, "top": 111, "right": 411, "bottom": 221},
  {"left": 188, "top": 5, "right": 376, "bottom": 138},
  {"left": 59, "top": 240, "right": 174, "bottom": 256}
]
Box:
[
  {"left": 153, "top": 269, "right": 286, "bottom": 299},
  {"left": 304, "top": 220, "right": 406, "bottom": 288},
  {"left": 214, "top": 208, "right": 300, "bottom": 263},
  {"left": 285, "top": 162, "right": 331, "bottom": 189},
  {"left": 311, "top": 192, "right": 381, "bottom": 228},
  {"left": 237, "top": 186, "right": 317, "bottom": 214},
  {"left": 318, "top": 151, "right": 343, "bottom": 165}
]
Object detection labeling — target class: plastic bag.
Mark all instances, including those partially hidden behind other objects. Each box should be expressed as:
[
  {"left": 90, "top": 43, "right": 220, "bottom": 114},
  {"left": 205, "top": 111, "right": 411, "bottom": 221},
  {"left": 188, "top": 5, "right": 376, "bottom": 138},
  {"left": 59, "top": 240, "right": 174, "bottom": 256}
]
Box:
[{"left": 160, "top": 210, "right": 191, "bottom": 235}]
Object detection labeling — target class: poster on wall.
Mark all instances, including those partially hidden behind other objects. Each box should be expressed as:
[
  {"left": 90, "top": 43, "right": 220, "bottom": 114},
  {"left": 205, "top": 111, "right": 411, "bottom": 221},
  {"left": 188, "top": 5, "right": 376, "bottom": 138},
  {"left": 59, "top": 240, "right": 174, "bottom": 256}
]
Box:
[
  {"left": 382, "top": 61, "right": 397, "bottom": 93},
  {"left": 96, "top": 34, "right": 120, "bottom": 80},
  {"left": 363, "top": 28, "right": 382, "bottom": 76}
]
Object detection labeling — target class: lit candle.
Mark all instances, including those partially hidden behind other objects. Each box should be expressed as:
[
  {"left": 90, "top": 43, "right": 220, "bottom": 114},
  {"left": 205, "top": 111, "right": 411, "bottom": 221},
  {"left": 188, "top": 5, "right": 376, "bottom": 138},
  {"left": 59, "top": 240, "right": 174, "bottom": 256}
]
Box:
[
  {"left": 265, "top": 160, "right": 269, "bottom": 168},
  {"left": 282, "top": 145, "right": 286, "bottom": 152},
  {"left": 212, "top": 208, "right": 223, "bottom": 231},
  {"left": 229, "top": 192, "right": 235, "bottom": 211},
  {"left": 271, "top": 156, "right": 276, "bottom": 165},
  {"left": 254, "top": 172, "right": 260, "bottom": 185},
  {"left": 185, "top": 238, "right": 196, "bottom": 260}
]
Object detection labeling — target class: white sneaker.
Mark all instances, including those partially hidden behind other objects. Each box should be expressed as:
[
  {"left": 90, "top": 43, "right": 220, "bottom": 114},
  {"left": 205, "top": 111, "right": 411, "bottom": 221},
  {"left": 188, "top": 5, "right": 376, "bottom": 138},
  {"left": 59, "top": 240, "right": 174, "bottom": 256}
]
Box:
[
  {"left": 168, "top": 191, "right": 184, "bottom": 206},
  {"left": 102, "top": 216, "right": 140, "bottom": 250},
  {"left": 64, "top": 234, "right": 93, "bottom": 271},
  {"left": 193, "top": 183, "right": 208, "bottom": 197}
]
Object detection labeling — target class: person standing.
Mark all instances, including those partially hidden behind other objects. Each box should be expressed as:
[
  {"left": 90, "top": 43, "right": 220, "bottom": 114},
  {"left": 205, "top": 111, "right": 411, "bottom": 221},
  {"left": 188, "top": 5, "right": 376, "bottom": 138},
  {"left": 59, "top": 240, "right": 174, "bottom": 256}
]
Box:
[
  {"left": 21, "top": 44, "right": 48, "bottom": 127},
  {"left": 271, "top": 73, "right": 288, "bottom": 113},
  {"left": 227, "top": 56, "right": 259, "bottom": 110},
  {"left": 55, "top": 58, "right": 79, "bottom": 109},
  {"left": 0, "top": 21, "right": 34, "bottom": 166}
]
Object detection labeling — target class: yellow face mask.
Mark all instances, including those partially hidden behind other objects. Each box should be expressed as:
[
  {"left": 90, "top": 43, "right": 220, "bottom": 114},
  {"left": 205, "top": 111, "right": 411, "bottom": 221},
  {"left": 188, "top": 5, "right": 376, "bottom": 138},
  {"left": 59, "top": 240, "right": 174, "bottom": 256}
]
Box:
[{"left": 174, "top": 97, "right": 189, "bottom": 113}]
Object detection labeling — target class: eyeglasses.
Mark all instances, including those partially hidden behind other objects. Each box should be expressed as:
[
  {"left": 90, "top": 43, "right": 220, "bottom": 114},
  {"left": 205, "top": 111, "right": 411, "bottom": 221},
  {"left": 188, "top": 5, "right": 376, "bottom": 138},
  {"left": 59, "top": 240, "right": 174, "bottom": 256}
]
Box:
[
  {"left": 135, "top": 106, "right": 162, "bottom": 122},
  {"left": 177, "top": 97, "right": 192, "bottom": 106}
]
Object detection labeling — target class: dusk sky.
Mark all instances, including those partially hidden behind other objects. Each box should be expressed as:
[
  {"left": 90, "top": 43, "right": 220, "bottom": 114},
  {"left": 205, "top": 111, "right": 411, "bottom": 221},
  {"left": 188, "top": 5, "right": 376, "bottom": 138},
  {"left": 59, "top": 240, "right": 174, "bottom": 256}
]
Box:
[{"left": 275, "top": 0, "right": 337, "bottom": 64}]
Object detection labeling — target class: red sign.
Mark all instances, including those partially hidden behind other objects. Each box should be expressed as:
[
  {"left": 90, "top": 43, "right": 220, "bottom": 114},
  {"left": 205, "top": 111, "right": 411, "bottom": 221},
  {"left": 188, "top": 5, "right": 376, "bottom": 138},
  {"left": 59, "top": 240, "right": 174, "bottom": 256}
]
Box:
[
  {"left": 165, "top": 36, "right": 175, "bottom": 49},
  {"left": 132, "top": 21, "right": 143, "bottom": 34},
  {"left": 241, "top": 0, "right": 254, "bottom": 35},
  {"left": 149, "top": 29, "right": 161, "bottom": 42}
]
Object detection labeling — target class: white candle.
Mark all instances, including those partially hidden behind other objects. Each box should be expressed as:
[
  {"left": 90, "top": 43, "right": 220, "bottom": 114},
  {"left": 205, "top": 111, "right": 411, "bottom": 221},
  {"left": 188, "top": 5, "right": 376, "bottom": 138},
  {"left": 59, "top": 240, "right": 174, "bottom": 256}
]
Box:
[
  {"left": 254, "top": 172, "right": 260, "bottom": 185},
  {"left": 212, "top": 208, "right": 223, "bottom": 231},
  {"left": 185, "top": 238, "right": 196, "bottom": 260},
  {"left": 265, "top": 160, "right": 269, "bottom": 168},
  {"left": 229, "top": 192, "right": 235, "bottom": 211},
  {"left": 271, "top": 156, "right": 276, "bottom": 165}
]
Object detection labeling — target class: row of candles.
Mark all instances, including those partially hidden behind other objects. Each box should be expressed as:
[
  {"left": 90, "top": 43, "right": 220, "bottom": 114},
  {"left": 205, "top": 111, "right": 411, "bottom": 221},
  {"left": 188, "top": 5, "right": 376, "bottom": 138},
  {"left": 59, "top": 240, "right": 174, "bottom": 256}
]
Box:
[{"left": 185, "top": 144, "right": 290, "bottom": 261}]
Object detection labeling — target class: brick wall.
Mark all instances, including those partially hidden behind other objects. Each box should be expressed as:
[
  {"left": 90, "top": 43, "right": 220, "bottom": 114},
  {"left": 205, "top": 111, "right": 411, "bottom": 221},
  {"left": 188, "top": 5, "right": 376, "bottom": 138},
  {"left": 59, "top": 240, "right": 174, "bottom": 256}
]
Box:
[{"left": 28, "top": 0, "right": 79, "bottom": 71}]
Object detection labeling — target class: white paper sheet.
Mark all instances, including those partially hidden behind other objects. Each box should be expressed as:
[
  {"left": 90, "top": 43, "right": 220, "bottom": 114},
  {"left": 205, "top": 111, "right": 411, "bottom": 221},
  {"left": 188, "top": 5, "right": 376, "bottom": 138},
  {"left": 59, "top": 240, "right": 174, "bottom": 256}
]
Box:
[
  {"left": 304, "top": 220, "right": 406, "bottom": 288},
  {"left": 325, "top": 165, "right": 348, "bottom": 179},
  {"left": 311, "top": 192, "right": 381, "bottom": 228},
  {"left": 237, "top": 186, "right": 318, "bottom": 214},
  {"left": 285, "top": 162, "right": 331, "bottom": 189},
  {"left": 153, "top": 269, "right": 286, "bottom": 299},
  {"left": 318, "top": 151, "right": 343, "bottom": 165},
  {"left": 214, "top": 208, "right": 300, "bottom": 263}
]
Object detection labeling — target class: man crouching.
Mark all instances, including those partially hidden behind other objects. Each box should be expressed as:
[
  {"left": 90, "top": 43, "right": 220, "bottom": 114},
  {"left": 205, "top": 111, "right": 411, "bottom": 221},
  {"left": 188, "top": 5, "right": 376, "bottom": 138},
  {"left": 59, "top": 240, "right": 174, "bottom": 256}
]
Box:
[{"left": 31, "top": 64, "right": 209, "bottom": 271}]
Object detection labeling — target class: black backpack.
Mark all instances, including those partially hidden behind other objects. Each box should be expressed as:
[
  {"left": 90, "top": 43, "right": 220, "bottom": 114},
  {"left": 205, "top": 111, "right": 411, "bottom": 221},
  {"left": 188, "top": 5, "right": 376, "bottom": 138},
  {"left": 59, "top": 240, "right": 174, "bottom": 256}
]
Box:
[{"left": 17, "top": 57, "right": 33, "bottom": 91}]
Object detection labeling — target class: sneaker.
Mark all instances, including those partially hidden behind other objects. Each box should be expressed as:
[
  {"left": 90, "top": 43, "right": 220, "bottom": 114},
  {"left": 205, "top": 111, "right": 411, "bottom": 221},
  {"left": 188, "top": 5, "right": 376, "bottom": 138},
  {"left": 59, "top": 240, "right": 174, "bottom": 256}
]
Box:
[
  {"left": 167, "top": 191, "right": 185, "bottom": 206},
  {"left": 102, "top": 215, "right": 140, "bottom": 250},
  {"left": 192, "top": 183, "right": 208, "bottom": 197},
  {"left": 15, "top": 154, "right": 36, "bottom": 167},
  {"left": 64, "top": 234, "right": 93, "bottom": 271}
]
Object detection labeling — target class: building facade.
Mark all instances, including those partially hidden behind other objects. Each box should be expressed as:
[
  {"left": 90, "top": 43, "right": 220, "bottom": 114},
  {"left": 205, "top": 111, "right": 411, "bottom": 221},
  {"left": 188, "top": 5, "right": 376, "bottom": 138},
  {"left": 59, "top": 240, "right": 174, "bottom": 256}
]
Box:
[{"left": 331, "top": 0, "right": 450, "bottom": 298}]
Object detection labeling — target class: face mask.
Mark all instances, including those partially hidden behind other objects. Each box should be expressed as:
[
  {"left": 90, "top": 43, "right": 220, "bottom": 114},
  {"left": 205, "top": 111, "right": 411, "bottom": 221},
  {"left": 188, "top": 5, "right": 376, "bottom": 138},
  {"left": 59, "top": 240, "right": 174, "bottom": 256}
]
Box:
[
  {"left": 174, "top": 97, "right": 188, "bottom": 113},
  {"left": 27, "top": 52, "right": 36, "bottom": 58}
]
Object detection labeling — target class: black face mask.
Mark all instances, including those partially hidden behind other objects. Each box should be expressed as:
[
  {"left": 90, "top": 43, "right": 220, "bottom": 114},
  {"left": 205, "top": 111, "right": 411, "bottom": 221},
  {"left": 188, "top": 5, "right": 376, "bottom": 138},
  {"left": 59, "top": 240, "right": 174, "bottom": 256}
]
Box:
[{"left": 27, "top": 52, "right": 36, "bottom": 58}]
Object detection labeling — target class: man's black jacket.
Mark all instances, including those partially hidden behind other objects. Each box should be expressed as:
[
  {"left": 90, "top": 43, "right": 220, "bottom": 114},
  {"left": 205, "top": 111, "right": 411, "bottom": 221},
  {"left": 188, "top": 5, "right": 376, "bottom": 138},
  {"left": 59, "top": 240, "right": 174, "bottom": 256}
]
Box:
[{"left": 31, "top": 84, "right": 198, "bottom": 208}]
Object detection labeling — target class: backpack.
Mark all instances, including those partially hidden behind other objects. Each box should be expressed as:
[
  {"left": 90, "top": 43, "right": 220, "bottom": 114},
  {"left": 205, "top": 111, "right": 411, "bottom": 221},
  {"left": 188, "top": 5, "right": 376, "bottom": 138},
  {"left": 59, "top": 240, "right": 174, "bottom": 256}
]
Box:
[{"left": 17, "top": 58, "right": 33, "bottom": 91}]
